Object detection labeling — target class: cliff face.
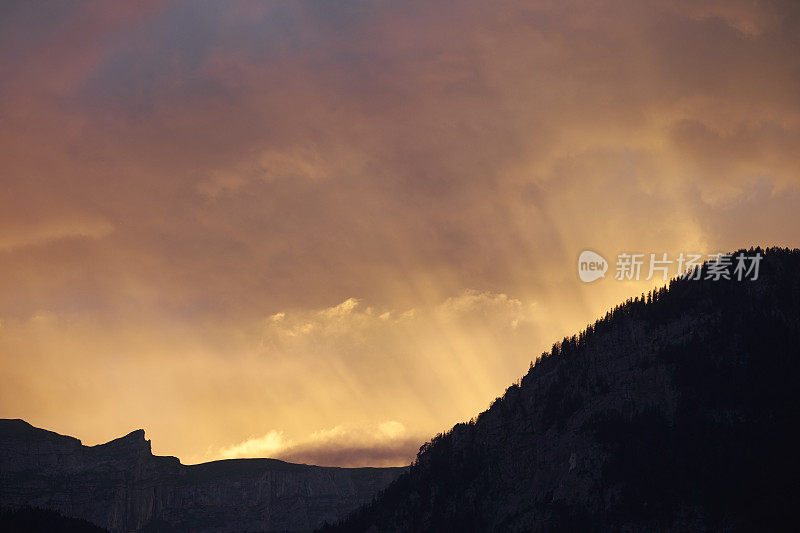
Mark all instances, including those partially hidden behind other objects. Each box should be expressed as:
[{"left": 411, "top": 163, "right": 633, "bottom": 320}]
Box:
[
  {"left": 327, "top": 248, "right": 800, "bottom": 532},
  {"left": 0, "top": 420, "right": 405, "bottom": 532}
]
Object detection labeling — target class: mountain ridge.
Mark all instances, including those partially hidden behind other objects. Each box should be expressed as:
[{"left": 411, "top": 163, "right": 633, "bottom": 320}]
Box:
[
  {"left": 0, "top": 418, "right": 405, "bottom": 532},
  {"left": 323, "top": 247, "right": 800, "bottom": 532}
]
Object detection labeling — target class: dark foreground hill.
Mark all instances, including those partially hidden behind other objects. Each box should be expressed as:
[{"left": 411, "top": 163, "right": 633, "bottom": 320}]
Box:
[
  {"left": 0, "top": 420, "right": 404, "bottom": 532},
  {"left": 323, "top": 247, "right": 800, "bottom": 532},
  {"left": 0, "top": 507, "right": 108, "bottom": 532}
]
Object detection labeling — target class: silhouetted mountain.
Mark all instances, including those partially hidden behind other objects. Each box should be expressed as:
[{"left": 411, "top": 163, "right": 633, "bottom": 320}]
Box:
[
  {"left": 0, "top": 507, "right": 108, "bottom": 532},
  {"left": 323, "top": 247, "right": 800, "bottom": 532},
  {"left": 0, "top": 420, "right": 404, "bottom": 532}
]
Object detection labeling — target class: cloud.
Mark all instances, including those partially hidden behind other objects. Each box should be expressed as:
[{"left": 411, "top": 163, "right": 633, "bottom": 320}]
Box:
[
  {"left": 666, "top": 0, "right": 781, "bottom": 36},
  {"left": 0, "top": 217, "right": 113, "bottom": 253},
  {"left": 218, "top": 421, "right": 422, "bottom": 467},
  {"left": 220, "top": 429, "right": 289, "bottom": 459}
]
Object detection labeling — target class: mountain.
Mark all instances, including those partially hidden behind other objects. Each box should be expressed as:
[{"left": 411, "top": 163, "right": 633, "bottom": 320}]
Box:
[
  {"left": 0, "top": 507, "right": 108, "bottom": 532},
  {"left": 0, "top": 420, "right": 405, "bottom": 532},
  {"left": 324, "top": 247, "right": 800, "bottom": 532}
]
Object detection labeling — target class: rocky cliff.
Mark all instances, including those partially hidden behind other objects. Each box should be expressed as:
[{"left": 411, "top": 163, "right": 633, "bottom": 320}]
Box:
[{"left": 0, "top": 420, "right": 405, "bottom": 532}]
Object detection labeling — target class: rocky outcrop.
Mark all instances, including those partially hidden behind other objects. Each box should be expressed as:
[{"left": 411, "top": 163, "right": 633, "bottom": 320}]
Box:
[{"left": 0, "top": 420, "right": 405, "bottom": 532}]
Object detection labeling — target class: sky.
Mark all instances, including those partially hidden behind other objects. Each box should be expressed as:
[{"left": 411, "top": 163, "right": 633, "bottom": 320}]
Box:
[{"left": 1, "top": 0, "right": 799, "bottom": 467}]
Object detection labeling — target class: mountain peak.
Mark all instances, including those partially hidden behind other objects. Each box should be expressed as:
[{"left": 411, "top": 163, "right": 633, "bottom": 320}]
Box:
[
  {"left": 92, "top": 428, "right": 151, "bottom": 457},
  {"left": 123, "top": 428, "right": 146, "bottom": 441}
]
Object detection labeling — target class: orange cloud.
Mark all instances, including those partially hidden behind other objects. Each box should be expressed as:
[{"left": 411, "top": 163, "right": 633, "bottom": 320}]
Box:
[{"left": 218, "top": 421, "right": 422, "bottom": 467}]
